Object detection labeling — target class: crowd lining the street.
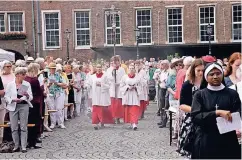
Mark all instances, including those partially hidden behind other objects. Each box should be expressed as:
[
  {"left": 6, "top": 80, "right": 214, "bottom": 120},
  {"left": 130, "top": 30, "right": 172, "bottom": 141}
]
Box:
[{"left": 0, "top": 52, "right": 241, "bottom": 159}]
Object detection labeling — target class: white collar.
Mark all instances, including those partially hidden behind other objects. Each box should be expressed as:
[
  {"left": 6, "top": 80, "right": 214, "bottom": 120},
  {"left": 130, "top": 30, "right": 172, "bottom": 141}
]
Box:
[{"left": 207, "top": 84, "right": 225, "bottom": 91}]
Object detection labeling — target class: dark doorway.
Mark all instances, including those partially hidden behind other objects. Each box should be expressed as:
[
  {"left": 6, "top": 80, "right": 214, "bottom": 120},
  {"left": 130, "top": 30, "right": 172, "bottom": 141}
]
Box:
[{"left": 5, "top": 49, "right": 25, "bottom": 62}]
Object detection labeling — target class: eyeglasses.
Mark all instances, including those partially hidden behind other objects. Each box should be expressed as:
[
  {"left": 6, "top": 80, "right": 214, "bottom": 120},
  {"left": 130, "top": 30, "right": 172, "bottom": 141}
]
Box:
[
  {"left": 175, "top": 64, "right": 183, "bottom": 67},
  {"left": 4, "top": 66, "right": 12, "bottom": 68}
]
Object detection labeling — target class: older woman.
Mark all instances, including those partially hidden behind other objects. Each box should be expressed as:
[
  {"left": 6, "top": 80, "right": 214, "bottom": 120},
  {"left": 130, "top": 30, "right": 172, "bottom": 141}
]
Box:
[
  {"left": 0, "top": 60, "right": 14, "bottom": 143},
  {"left": 46, "top": 63, "right": 66, "bottom": 129},
  {"left": 5, "top": 67, "right": 33, "bottom": 153},
  {"left": 72, "top": 65, "right": 82, "bottom": 117},
  {"left": 87, "top": 64, "right": 113, "bottom": 130},
  {"left": 191, "top": 62, "right": 241, "bottom": 159},
  {"left": 25, "top": 63, "right": 42, "bottom": 149},
  {"left": 120, "top": 64, "right": 142, "bottom": 130}
]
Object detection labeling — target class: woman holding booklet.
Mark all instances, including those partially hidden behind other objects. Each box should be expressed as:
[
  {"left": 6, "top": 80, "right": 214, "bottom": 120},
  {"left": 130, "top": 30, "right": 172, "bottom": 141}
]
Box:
[
  {"left": 4, "top": 67, "right": 33, "bottom": 153},
  {"left": 191, "top": 62, "right": 241, "bottom": 159}
]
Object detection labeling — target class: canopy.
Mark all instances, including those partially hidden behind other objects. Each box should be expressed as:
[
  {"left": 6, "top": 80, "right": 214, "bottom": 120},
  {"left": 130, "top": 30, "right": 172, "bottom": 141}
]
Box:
[{"left": 0, "top": 48, "right": 15, "bottom": 62}]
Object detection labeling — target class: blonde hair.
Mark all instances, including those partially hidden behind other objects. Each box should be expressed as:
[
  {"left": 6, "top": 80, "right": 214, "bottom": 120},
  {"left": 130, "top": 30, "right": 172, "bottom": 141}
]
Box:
[{"left": 27, "top": 63, "right": 40, "bottom": 77}]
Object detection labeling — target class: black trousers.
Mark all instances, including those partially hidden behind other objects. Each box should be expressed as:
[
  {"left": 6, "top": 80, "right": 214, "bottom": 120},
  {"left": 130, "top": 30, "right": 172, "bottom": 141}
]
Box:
[
  {"left": 28, "top": 103, "right": 41, "bottom": 147},
  {"left": 158, "top": 88, "right": 169, "bottom": 123}
]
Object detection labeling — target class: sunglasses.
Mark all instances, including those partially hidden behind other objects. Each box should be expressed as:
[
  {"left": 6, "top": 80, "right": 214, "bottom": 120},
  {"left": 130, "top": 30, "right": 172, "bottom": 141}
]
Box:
[
  {"left": 4, "top": 66, "right": 12, "bottom": 68},
  {"left": 176, "top": 64, "right": 183, "bottom": 67}
]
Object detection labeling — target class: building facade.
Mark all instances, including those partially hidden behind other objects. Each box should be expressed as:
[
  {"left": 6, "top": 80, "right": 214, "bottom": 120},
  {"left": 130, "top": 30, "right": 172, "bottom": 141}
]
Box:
[{"left": 0, "top": 0, "right": 241, "bottom": 61}]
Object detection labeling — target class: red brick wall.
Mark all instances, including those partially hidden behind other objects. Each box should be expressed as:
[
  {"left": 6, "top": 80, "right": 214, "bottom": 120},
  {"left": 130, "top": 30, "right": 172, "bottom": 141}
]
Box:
[{"left": 0, "top": 1, "right": 240, "bottom": 61}]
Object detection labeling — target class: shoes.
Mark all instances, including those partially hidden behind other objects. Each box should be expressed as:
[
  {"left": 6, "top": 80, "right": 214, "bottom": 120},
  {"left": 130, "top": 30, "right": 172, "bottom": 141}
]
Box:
[
  {"left": 13, "top": 147, "right": 20, "bottom": 152},
  {"left": 94, "top": 126, "right": 98, "bottom": 130},
  {"left": 44, "top": 125, "right": 53, "bottom": 132},
  {"left": 59, "top": 124, "right": 66, "bottom": 129},
  {"left": 159, "top": 124, "right": 166, "bottom": 128},
  {"left": 49, "top": 124, "right": 55, "bottom": 129},
  {"left": 157, "top": 122, "right": 163, "bottom": 125},
  {"left": 36, "top": 138, "right": 42, "bottom": 143},
  {"left": 172, "top": 133, "right": 178, "bottom": 139},
  {"left": 22, "top": 149, "right": 27, "bottom": 153},
  {"left": 132, "top": 124, "right": 138, "bottom": 131},
  {"left": 157, "top": 113, "right": 161, "bottom": 116},
  {"left": 33, "top": 146, "right": 42, "bottom": 149}
]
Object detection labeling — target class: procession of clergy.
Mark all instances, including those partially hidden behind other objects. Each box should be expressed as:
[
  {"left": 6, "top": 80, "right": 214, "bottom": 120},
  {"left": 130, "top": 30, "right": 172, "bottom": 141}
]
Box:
[{"left": 0, "top": 52, "right": 241, "bottom": 158}]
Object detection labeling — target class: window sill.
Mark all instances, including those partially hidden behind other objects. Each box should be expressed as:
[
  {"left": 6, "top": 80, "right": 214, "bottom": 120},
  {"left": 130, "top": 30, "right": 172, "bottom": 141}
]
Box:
[
  {"left": 230, "top": 39, "right": 241, "bottom": 43},
  {"left": 104, "top": 43, "right": 123, "bottom": 47},
  {"left": 197, "top": 40, "right": 218, "bottom": 44},
  {"left": 43, "top": 47, "right": 61, "bottom": 51},
  {"left": 75, "top": 46, "right": 91, "bottom": 50},
  {"left": 134, "top": 42, "right": 154, "bottom": 45},
  {"left": 165, "top": 41, "right": 185, "bottom": 44}
]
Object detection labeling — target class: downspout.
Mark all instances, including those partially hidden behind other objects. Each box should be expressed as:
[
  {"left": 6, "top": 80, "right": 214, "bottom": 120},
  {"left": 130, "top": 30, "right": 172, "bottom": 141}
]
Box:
[
  {"left": 31, "top": 0, "right": 36, "bottom": 58},
  {"left": 36, "top": 0, "right": 42, "bottom": 57},
  {"left": 158, "top": 10, "right": 160, "bottom": 45},
  {"left": 223, "top": 8, "right": 226, "bottom": 42}
]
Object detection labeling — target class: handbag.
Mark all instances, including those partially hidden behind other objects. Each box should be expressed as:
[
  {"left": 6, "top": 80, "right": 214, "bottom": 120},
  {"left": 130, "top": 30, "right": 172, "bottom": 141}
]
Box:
[{"left": 182, "top": 122, "right": 196, "bottom": 154}]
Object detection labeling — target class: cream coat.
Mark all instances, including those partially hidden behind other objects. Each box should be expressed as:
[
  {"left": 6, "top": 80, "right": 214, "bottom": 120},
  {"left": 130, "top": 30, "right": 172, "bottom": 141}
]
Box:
[
  {"left": 4, "top": 80, "right": 33, "bottom": 112},
  {"left": 86, "top": 73, "right": 111, "bottom": 106},
  {"left": 120, "top": 75, "right": 141, "bottom": 106},
  {"left": 107, "top": 67, "right": 126, "bottom": 98}
]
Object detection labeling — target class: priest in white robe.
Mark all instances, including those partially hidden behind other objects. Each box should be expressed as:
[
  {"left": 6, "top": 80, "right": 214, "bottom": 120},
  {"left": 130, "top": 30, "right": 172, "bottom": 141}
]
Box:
[{"left": 107, "top": 56, "right": 126, "bottom": 124}]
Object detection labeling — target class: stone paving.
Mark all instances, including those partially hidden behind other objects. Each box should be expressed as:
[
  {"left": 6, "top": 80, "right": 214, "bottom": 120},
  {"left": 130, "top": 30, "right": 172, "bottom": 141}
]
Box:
[{"left": 0, "top": 102, "right": 182, "bottom": 159}]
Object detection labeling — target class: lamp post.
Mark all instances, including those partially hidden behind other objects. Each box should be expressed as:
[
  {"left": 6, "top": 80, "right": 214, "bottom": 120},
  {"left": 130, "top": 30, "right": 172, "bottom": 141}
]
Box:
[
  {"left": 105, "top": 5, "right": 121, "bottom": 56},
  {"left": 24, "top": 40, "right": 29, "bottom": 56},
  {"left": 134, "top": 26, "right": 140, "bottom": 60},
  {"left": 206, "top": 24, "right": 212, "bottom": 55},
  {"left": 64, "top": 29, "right": 71, "bottom": 60}
]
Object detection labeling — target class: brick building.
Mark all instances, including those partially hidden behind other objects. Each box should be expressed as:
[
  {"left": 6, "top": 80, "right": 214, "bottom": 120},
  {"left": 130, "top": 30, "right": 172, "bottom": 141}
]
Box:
[{"left": 0, "top": 0, "right": 241, "bottom": 61}]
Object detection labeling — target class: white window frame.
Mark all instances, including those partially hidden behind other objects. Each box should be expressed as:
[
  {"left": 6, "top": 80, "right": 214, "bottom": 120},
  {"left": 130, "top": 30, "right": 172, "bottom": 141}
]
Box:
[
  {"left": 232, "top": 4, "right": 242, "bottom": 42},
  {"left": 41, "top": 10, "right": 61, "bottom": 50},
  {"left": 74, "top": 9, "right": 92, "bottom": 49},
  {"left": 8, "top": 12, "right": 25, "bottom": 32},
  {"left": 166, "top": 6, "right": 184, "bottom": 44},
  {"left": 0, "top": 13, "right": 6, "bottom": 33},
  {"left": 198, "top": 5, "right": 217, "bottom": 43},
  {"left": 104, "top": 11, "right": 122, "bottom": 46},
  {"left": 135, "top": 8, "right": 153, "bottom": 45}
]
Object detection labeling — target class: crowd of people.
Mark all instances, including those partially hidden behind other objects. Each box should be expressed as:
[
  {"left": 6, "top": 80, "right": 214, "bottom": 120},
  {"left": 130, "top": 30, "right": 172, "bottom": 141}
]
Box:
[{"left": 0, "top": 52, "right": 240, "bottom": 159}]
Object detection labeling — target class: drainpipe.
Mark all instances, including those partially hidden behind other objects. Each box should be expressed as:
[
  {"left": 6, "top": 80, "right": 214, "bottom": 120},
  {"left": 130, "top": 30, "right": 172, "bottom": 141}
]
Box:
[
  {"left": 36, "top": 0, "right": 42, "bottom": 57},
  {"left": 158, "top": 10, "right": 160, "bottom": 45},
  {"left": 31, "top": 0, "right": 36, "bottom": 58}
]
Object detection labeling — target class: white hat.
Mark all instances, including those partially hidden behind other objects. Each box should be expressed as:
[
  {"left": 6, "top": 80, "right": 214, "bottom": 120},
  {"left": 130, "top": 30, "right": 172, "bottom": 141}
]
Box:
[
  {"left": 170, "top": 58, "right": 183, "bottom": 68},
  {"left": 183, "top": 56, "right": 194, "bottom": 66},
  {"left": 27, "top": 57, "right": 34, "bottom": 61}
]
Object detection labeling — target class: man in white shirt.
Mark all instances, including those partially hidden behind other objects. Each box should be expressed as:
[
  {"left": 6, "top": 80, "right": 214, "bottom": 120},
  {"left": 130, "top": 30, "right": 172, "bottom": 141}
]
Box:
[{"left": 157, "top": 60, "right": 169, "bottom": 128}]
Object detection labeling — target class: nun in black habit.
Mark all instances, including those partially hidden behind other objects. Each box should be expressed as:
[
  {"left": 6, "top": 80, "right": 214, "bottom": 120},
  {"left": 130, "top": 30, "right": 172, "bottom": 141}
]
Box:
[{"left": 191, "top": 62, "right": 241, "bottom": 159}]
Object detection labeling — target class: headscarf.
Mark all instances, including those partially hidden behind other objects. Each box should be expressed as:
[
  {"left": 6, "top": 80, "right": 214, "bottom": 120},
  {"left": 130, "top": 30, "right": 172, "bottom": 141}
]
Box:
[
  {"left": 200, "top": 62, "right": 225, "bottom": 90},
  {"left": 204, "top": 63, "right": 223, "bottom": 81}
]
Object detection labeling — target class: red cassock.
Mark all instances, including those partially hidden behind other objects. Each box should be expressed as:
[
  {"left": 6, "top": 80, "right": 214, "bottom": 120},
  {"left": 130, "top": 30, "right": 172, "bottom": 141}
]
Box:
[
  {"left": 123, "top": 105, "right": 140, "bottom": 124},
  {"left": 110, "top": 98, "right": 124, "bottom": 119},
  {"left": 92, "top": 105, "right": 114, "bottom": 124},
  {"left": 139, "top": 100, "right": 146, "bottom": 117}
]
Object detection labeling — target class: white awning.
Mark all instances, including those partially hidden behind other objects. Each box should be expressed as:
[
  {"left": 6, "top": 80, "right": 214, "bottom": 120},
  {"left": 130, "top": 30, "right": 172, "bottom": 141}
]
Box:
[{"left": 0, "top": 48, "right": 15, "bottom": 62}]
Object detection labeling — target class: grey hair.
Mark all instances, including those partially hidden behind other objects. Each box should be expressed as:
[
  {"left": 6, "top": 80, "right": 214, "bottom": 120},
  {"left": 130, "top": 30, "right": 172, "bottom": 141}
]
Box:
[
  {"left": 0, "top": 60, "right": 12, "bottom": 70},
  {"left": 35, "top": 57, "right": 45, "bottom": 64},
  {"left": 15, "top": 60, "right": 26, "bottom": 67},
  {"left": 55, "top": 58, "right": 62, "bottom": 64},
  {"left": 14, "top": 67, "right": 27, "bottom": 75},
  {"left": 72, "top": 65, "right": 80, "bottom": 70}
]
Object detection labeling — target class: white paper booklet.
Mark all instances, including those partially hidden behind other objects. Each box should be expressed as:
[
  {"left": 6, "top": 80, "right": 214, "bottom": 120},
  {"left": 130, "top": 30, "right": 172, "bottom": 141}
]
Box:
[
  {"left": 216, "top": 112, "right": 242, "bottom": 134},
  {"left": 17, "top": 85, "right": 28, "bottom": 96}
]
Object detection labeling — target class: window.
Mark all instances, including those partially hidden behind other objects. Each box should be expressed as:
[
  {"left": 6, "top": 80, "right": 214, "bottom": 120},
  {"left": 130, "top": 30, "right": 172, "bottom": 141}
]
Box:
[
  {"left": 105, "top": 12, "right": 121, "bottom": 45},
  {"left": 232, "top": 4, "right": 242, "bottom": 41},
  {"left": 167, "top": 8, "right": 183, "bottom": 43},
  {"left": 136, "top": 9, "right": 152, "bottom": 44},
  {"left": 0, "top": 14, "right": 5, "bottom": 32},
  {"left": 43, "top": 12, "right": 60, "bottom": 48},
  {"left": 8, "top": 13, "right": 23, "bottom": 32},
  {"left": 199, "top": 6, "right": 215, "bottom": 42},
  {"left": 75, "top": 11, "right": 91, "bottom": 47}
]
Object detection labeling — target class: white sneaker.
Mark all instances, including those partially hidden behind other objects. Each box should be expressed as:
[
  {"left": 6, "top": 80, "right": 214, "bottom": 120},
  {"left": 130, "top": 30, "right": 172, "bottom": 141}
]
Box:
[
  {"left": 49, "top": 124, "right": 55, "bottom": 129},
  {"left": 59, "top": 124, "right": 66, "bottom": 129},
  {"left": 44, "top": 124, "right": 53, "bottom": 132},
  {"left": 132, "top": 123, "right": 138, "bottom": 130}
]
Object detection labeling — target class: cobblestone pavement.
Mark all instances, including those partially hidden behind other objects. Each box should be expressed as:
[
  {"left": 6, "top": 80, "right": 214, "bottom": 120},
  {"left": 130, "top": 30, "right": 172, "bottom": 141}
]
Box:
[{"left": 0, "top": 102, "right": 182, "bottom": 159}]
